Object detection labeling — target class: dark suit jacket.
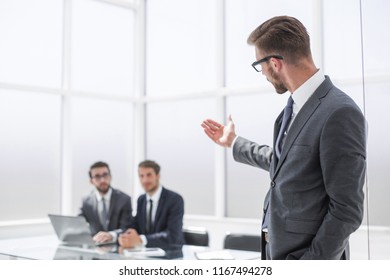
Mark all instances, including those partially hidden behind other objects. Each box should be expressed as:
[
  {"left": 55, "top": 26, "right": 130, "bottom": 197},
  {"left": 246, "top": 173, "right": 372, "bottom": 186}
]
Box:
[
  {"left": 131, "top": 187, "right": 184, "bottom": 250},
  {"left": 233, "top": 76, "right": 366, "bottom": 260},
  {"left": 79, "top": 187, "right": 133, "bottom": 236}
]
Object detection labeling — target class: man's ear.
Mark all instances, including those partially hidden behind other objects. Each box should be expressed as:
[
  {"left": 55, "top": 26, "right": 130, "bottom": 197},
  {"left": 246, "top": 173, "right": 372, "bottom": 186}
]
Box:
[{"left": 271, "top": 57, "right": 283, "bottom": 72}]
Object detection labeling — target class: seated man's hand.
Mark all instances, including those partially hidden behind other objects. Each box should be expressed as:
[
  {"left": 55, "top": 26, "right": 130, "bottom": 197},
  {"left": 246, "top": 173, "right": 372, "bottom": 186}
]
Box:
[
  {"left": 118, "top": 229, "right": 142, "bottom": 248},
  {"left": 93, "top": 231, "right": 113, "bottom": 243}
]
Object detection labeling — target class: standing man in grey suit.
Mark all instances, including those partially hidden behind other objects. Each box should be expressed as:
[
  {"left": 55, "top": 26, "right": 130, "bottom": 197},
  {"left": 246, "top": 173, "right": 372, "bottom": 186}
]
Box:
[
  {"left": 79, "top": 161, "right": 133, "bottom": 244},
  {"left": 202, "top": 16, "right": 366, "bottom": 260}
]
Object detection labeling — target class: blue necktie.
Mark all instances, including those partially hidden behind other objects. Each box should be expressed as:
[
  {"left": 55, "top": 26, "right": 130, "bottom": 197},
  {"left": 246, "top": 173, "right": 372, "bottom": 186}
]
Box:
[{"left": 275, "top": 96, "right": 294, "bottom": 159}]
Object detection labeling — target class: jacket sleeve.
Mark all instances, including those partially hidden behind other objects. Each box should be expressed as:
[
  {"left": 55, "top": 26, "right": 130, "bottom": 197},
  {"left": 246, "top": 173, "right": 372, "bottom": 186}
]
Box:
[
  {"left": 78, "top": 198, "right": 86, "bottom": 217},
  {"left": 301, "top": 106, "right": 366, "bottom": 259},
  {"left": 130, "top": 197, "right": 142, "bottom": 231},
  {"left": 233, "top": 136, "right": 273, "bottom": 171},
  {"left": 113, "top": 195, "right": 133, "bottom": 235}
]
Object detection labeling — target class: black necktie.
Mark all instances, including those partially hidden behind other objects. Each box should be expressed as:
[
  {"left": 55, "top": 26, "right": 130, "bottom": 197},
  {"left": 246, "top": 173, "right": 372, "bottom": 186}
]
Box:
[
  {"left": 275, "top": 96, "right": 294, "bottom": 159},
  {"left": 146, "top": 199, "right": 153, "bottom": 233}
]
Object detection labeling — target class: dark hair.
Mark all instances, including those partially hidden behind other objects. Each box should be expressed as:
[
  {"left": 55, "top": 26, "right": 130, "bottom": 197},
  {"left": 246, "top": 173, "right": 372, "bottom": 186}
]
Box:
[
  {"left": 138, "top": 160, "right": 161, "bottom": 175},
  {"left": 89, "top": 161, "right": 111, "bottom": 179},
  {"left": 247, "top": 16, "right": 311, "bottom": 64}
]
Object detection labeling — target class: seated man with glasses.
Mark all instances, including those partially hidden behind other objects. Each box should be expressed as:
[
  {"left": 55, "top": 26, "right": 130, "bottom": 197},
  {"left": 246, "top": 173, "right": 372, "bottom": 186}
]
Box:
[{"left": 79, "top": 161, "right": 133, "bottom": 244}]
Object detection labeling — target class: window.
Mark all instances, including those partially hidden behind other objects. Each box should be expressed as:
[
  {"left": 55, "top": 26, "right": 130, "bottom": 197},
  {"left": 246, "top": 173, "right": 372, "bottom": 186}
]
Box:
[
  {"left": 146, "top": 0, "right": 219, "bottom": 96},
  {"left": 0, "top": 0, "right": 62, "bottom": 87},
  {"left": 0, "top": 90, "right": 61, "bottom": 221},
  {"left": 0, "top": 0, "right": 137, "bottom": 221},
  {"left": 71, "top": 97, "right": 134, "bottom": 214},
  {"left": 146, "top": 98, "right": 217, "bottom": 215},
  {"left": 225, "top": 0, "right": 317, "bottom": 88},
  {"left": 226, "top": 94, "right": 286, "bottom": 218},
  {"left": 71, "top": 0, "right": 135, "bottom": 96}
]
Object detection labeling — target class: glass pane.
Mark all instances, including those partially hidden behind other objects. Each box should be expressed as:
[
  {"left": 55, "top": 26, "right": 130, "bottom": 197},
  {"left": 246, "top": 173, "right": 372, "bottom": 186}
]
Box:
[
  {"left": 362, "top": 0, "right": 390, "bottom": 260},
  {"left": 0, "top": 0, "right": 62, "bottom": 88},
  {"left": 146, "top": 98, "right": 217, "bottom": 215},
  {"left": 364, "top": 82, "right": 390, "bottom": 259},
  {"left": 365, "top": 83, "right": 390, "bottom": 225},
  {"left": 71, "top": 0, "right": 135, "bottom": 96},
  {"left": 362, "top": 0, "right": 390, "bottom": 75},
  {"left": 0, "top": 90, "right": 61, "bottom": 221},
  {"left": 226, "top": 93, "right": 287, "bottom": 218},
  {"left": 71, "top": 97, "right": 134, "bottom": 215},
  {"left": 323, "top": 0, "right": 363, "bottom": 79},
  {"left": 146, "top": 0, "right": 218, "bottom": 96},
  {"left": 225, "top": 0, "right": 317, "bottom": 88}
]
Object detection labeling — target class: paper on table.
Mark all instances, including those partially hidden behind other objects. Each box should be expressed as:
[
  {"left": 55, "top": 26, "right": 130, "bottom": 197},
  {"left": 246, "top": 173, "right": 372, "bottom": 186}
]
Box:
[
  {"left": 195, "top": 250, "right": 235, "bottom": 260},
  {"left": 123, "top": 247, "right": 166, "bottom": 258}
]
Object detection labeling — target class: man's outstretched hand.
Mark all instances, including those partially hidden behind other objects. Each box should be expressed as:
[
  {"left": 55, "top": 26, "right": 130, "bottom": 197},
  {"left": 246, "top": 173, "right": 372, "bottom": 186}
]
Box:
[{"left": 201, "top": 115, "right": 237, "bottom": 148}]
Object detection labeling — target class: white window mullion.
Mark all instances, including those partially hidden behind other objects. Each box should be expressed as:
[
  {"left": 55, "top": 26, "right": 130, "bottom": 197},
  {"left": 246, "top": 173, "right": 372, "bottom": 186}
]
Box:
[
  {"left": 132, "top": 0, "right": 147, "bottom": 206},
  {"left": 60, "top": 0, "right": 73, "bottom": 215},
  {"left": 214, "top": 0, "right": 227, "bottom": 218}
]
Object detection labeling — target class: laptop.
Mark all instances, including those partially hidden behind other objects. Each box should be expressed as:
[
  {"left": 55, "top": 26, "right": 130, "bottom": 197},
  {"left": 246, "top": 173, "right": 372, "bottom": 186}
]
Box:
[{"left": 48, "top": 214, "right": 115, "bottom": 247}]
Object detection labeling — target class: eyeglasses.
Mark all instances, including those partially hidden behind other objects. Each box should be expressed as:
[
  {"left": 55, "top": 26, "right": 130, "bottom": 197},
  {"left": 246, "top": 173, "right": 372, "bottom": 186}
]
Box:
[
  {"left": 92, "top": 173, "right": 111, "bottom": 181},
  {"left": 251, "top": 55, "right": 284, "bottom": 72}
]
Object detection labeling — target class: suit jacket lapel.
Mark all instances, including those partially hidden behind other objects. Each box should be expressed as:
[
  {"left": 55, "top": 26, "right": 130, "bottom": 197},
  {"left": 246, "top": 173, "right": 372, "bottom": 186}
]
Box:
[
  {"left": 108, "top": 188, "right": 116, "bottom": 226},
  {"left": 274, "top": 98, "right": 321, "bottom": 177},
  {"left": 272, "top": 77, "right": 333, "bottom": 179},
  {"left": 153, "top": 187, "right": 166, "bottom": 232}
]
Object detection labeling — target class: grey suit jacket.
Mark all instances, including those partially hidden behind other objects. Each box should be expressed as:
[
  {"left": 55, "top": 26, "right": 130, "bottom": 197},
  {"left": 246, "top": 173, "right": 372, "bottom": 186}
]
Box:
[
  {"left": 79, "top": 187, "right": 133, "bottom": 236},
  {"left": 233, "top": 76, "right": 366, "bottom": 260}
]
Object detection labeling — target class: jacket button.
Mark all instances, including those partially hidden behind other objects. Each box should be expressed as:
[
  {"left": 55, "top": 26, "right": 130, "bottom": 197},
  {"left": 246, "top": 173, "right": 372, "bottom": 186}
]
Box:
[{"left": 271, "top": 181, "right": 275, "bottom": 188}]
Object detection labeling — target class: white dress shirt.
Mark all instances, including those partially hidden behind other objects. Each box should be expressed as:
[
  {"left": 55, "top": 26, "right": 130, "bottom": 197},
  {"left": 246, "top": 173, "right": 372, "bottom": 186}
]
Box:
[{"left": 288, "top": 69, "right": 325, "bottom": 130}]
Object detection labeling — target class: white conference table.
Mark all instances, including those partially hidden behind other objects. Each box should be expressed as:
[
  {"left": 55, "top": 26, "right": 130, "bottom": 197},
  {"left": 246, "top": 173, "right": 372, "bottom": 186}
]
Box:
[{"left": 0, "top": 235, "right": 261, "bottom": 260}]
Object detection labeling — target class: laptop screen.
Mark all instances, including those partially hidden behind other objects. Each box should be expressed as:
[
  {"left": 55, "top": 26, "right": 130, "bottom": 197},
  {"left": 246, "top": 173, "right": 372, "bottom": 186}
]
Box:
[{"left": 48, "top": 214, "right": 95, "bottom": 246}]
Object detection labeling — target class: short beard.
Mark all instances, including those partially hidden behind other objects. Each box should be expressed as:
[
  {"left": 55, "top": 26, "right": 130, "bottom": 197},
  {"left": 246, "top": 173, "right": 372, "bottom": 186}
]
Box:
[
  {"left": 270, "top": 67, "right": 288, "bottom": 94},
  {"left": 97, "top": 184, "right": 110, "bottom": 194},
  {"left": 148, "top": 184, "right": 158, "bottom": 193}
]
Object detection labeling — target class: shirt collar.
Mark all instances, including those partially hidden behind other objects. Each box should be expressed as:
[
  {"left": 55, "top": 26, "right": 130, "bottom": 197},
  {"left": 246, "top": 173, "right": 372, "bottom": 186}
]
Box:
[
  {"left": 291, "top": 69, "right": 325, "bottom": 111},
  {"left": 146, "top": 184, "right": 163, "bottom": 203},
  {"left": 95, "top": 186, "right": 112, "bottom": 202}
]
